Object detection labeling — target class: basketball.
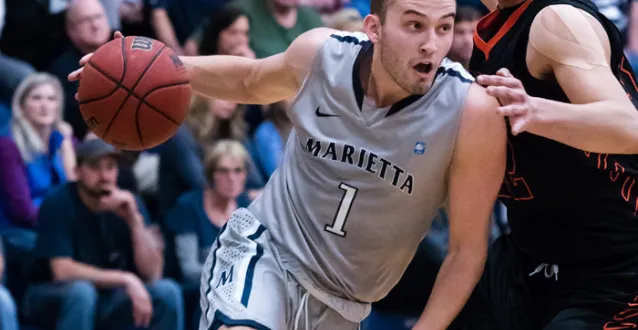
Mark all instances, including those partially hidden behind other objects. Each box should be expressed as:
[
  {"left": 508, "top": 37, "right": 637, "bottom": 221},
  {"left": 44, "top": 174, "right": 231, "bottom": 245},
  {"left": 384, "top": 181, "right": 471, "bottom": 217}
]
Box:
[{"left": 77, "top": 36, "right": 191, "bottom": 150}]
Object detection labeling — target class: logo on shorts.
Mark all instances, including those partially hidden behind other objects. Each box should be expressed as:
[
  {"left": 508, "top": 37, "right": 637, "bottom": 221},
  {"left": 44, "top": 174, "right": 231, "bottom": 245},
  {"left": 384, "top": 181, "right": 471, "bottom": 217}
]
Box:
[
  {"left": 215, "top": 265, "right": 234, "bottom": 289},
  {"left": 414, "top": 142, "right": 426, "bottom": 155}
]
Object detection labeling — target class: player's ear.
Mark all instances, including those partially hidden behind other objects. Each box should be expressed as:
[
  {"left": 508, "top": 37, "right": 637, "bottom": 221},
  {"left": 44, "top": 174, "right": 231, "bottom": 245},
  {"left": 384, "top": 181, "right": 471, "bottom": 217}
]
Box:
[{"left": 363, "top": 14, "right": 382, "bottom": 43}]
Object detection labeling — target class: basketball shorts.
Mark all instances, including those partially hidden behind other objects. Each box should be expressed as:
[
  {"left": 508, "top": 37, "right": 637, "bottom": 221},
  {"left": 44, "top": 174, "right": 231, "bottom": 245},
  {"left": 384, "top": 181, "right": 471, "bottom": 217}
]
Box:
[
  {"left": 459, "top": 234, "right": 638, "bottom": 330},
  {"left": 198, "top": 208, "right": 362, "bottom": 330}
]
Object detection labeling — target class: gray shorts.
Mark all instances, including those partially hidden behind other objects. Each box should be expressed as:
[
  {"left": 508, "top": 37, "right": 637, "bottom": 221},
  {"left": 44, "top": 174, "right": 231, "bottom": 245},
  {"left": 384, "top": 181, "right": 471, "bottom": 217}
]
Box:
[{"left": 199, "top": 209, "right": 363, "bottom": 330}]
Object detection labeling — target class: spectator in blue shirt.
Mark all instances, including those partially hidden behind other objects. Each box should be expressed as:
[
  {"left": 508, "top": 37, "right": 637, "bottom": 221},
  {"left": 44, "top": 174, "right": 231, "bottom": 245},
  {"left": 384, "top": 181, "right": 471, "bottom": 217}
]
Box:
[
  {"left": 158, "top": 95, "right": 264, "bottom": 216},
  {"left": 253, "top": 98, "right": 292, "bottom": 179},
  {"left": 0, "top": 73, "right": 75, "bottom": 268},
  {"left": 22, "top": 139, "right": 183, "bottom": 330},
  {"left": 166, "top": 139, "right": 251, "bottom": 286},
  {"left": 165, "top": 139, "right": 251, "bottom": 329}
]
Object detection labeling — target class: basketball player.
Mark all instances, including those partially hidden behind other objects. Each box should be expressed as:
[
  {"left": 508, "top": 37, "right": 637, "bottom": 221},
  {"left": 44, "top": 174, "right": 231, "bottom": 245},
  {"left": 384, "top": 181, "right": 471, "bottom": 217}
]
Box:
[
  {"left": 69, "top": 0, "right": 509, "bottom": 328},
  {"left": 460, "top": 0, "right": 638, "bottom": 328}
]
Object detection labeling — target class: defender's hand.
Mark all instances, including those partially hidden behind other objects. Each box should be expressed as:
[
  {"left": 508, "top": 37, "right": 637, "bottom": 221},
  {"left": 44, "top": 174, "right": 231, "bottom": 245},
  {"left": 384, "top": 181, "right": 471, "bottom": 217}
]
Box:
[
  {"left": 477, "top": 68, "right": 538, "bottom": 136},
  {"left": 68, "top": 31, "right": 125, "bottom": 99}
]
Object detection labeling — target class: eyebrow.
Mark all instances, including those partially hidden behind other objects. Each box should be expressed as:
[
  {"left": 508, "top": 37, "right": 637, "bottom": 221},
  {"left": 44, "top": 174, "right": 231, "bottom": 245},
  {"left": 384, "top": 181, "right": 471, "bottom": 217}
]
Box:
[
  {"left": 403, "top": 10, "right": 456, "bottom": 20},
  {"left": 440, "top": 12, "right": 456, "bottom": 20}
]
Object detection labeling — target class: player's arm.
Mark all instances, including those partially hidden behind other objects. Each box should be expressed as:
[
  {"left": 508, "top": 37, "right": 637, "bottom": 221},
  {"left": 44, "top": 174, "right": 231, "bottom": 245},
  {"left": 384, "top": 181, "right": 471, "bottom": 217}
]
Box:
[
  {"left": 412, "top": 84, "right": 507, "bottom": 330},
  {"left": 178, "top": 27, "right": 336, "bottom": 105},
  {"left": 480, "top": 0, "right": 498, "bottom": 12},
  {"left": 490, "top": 6, "right": 638, "bottom": 154}
]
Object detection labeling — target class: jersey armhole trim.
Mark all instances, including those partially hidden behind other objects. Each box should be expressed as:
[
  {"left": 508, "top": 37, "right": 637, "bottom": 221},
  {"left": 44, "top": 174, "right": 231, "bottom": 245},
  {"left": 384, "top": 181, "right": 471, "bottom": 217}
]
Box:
[{"left": 286, "top": 35, "right": 332, "bottom": 118}]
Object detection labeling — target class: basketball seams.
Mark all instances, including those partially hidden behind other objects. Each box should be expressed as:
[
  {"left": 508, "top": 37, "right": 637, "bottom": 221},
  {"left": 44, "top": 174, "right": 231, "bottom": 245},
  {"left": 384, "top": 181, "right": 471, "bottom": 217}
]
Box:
[
  {"left": 139, "top": 81, "right": 189, "bottom": 124},
  {"left": 101, "top": 45, "right": 166, "bottom": 145}
]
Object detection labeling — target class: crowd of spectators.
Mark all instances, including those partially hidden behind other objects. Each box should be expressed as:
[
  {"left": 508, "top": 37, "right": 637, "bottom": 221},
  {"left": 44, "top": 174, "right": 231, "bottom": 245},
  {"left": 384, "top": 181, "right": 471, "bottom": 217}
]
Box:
[{"left": 0, "top": 0, "right": 636, "bottom": 329}]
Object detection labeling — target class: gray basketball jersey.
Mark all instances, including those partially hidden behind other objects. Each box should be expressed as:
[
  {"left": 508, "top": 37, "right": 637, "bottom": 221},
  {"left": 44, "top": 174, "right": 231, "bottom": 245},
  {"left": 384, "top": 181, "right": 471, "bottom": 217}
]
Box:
[{"left": 248, "top": 31, "right": 474, "bottom": 303}]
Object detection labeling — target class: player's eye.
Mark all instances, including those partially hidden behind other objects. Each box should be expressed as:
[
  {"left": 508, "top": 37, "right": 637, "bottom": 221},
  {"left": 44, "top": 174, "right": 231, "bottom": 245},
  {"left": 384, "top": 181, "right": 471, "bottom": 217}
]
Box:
[
  {"left": 407, "top": 21, "right": 422, "bottom": 31},
  {"left": 439, "top": 24, "right": 452, "bottom": 33}
]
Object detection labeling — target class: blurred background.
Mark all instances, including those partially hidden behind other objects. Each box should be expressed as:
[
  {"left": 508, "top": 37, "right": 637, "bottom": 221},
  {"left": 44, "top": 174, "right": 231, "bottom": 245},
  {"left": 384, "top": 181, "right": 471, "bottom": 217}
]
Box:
[{"left": 0, "top": 0, "right": 635, "bottom": 329}]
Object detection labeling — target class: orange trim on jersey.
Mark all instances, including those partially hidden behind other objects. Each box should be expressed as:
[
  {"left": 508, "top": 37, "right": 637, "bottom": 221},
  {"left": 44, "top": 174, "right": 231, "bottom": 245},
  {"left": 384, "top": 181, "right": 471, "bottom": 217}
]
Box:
[
  {"left": 473, "top": 0, "right": 533, "bottom": 61},
  {"left": 620, "top": 56, "right": 638, "bottom": 93}
]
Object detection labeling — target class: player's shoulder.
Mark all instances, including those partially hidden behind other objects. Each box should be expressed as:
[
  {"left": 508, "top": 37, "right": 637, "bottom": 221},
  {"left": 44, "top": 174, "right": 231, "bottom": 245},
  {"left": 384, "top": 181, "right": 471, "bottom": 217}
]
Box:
[
  {"left": 462, "top": 82, "right": 501, "bottom": 121},
  {"left": 290, "top": 28, "right": 369, "bottom": 56}
]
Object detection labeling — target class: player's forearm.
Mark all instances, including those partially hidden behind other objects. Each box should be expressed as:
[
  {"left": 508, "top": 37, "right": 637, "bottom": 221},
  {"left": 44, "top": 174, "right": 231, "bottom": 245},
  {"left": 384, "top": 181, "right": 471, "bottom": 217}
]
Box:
[
  {"left": 412, "top": 249, "right": 485, "bottom": 330},
  {"left": 51, "top": 258, "right": 131, "bottom": 288},
  {"left": 528, "top": 97, "right": 638, "bottom": 154},
  {"left": 129, "top": 216, "right": 163, "bottom": 282},
  {"left": 180, "top": 54, "right": 296, "bottom": 105}
]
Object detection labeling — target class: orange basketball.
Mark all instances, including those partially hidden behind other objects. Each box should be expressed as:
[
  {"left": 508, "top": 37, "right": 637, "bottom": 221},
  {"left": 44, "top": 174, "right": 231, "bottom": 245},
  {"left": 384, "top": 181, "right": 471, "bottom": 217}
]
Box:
[{"left": 78, "top": 36, "right": 191, "bottom": 150}]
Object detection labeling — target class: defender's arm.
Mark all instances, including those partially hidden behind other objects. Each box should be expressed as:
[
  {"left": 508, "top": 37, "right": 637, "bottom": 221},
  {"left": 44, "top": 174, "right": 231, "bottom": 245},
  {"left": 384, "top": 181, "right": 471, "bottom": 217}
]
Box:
[
  {"left": 412, "top": 84, "right": 506, "bottom": 330},
  {"left": 179, "top": 28, "right": 336, "bottom": 105},
  {"left": 525, "top": 5, "right": 638, "bottom": 154}
]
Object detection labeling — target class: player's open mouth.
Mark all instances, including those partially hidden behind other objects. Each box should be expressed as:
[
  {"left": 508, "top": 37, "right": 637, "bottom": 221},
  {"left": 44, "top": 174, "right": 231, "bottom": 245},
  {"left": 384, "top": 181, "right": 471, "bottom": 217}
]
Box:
[{"left": 414, "top": 62, "right": 433, "bottom": 74}]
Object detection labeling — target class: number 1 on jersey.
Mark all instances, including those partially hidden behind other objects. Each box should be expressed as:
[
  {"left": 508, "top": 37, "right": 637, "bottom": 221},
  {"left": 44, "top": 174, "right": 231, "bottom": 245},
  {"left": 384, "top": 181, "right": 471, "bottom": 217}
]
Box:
[{"left": 325, "top": 183, "right": 358, "bottom": 237}]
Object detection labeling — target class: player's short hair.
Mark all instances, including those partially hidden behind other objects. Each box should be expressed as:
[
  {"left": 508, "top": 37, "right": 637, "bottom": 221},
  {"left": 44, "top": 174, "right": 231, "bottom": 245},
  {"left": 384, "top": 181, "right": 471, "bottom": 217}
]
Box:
[
  {"left": 455, "top": 6, "right": 482, "bottom": 23},
  {"left": 204, "top": 139, "right": 250, "bottom": 183},
  {"left": 370, "top": 0, "right": 392, "bottom": 23}
]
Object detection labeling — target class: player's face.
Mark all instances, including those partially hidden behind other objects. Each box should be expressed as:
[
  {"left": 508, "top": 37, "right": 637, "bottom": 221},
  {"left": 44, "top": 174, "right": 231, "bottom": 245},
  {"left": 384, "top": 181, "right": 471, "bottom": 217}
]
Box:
[
  {"left": 22, "top": 83, "right": 60, "bottom": 129},
  {"left": 378, "top": 0, "right": 456, "bottom": 94},
  {"left": 209, "top": 99, "right": 238, "bottom": 120},
  {"left": 213, "top": 156, "right": 247, "bottom": 200},
  {"left": 448, "top": 20, "right": 477, "bottom": 67},
  {"left": 218, "top": 16, "right": 250, "bottom": 55},
  {"left": 77, "top": 157, "right": 119, "bottom": 198}
]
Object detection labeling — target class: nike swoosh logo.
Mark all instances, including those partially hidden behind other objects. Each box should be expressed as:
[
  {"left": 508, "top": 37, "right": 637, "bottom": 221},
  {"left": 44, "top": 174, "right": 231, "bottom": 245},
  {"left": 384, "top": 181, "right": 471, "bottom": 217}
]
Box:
[{"left": 315, "top": 107, "right": 339, "bottom": 117}]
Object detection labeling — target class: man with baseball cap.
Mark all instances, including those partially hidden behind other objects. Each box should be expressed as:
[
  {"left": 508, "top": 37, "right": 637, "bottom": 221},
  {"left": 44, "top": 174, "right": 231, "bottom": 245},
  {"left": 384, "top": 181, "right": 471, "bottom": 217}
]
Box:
[{"left": 22, "top": 139, "right": 184, "bottom": 330}]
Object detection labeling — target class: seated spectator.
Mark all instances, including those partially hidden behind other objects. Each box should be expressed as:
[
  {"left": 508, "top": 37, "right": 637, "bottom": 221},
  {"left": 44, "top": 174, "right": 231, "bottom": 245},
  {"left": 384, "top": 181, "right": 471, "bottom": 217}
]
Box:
[
  {"left": 148, "top": 0, "right": 228, "bottom": 56},
  {"left": 22, "top": 138, "right": 183, "bottom": 330},
  {"left": 158, "top": 94, "right": 264, "bottom": 215},
  {"left": 323, "top": 8, "right": 363, "bottom": 32},
  {"left": 0, "top": 235, "right": 19, "bottom": 330},
  {"left": 227, "top": 0, "right": 323, "bottom": 59},
  {"left": 447, "top": 6, "right": 481, "bottom": 70},
  {"left": 189, "top": 5, "right": 253, "bottom": 57},
  {"left": 0, "top": 0, "right": 35, "bottom": 105},
  {"left": 253, "top": 98, "right": 292, "bottom": 179},
  {"left": 48, "top": 0, "right": 112, "bottom": 140},
  {"left": 166, "top": 140, "right": 251, "bottom": 329},
  {"left": 167, "top": 139, "right": 251, "bottom": 286},
  {"left": 0, "top": 73, "right": 74, "bottom": 261}
]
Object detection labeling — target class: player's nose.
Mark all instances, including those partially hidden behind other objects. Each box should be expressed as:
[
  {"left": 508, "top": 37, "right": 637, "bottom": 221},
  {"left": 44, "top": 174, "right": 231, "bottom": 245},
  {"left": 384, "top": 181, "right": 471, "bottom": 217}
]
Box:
[{"left": 419, "top": 32, "right": 438, "bottom": 54}]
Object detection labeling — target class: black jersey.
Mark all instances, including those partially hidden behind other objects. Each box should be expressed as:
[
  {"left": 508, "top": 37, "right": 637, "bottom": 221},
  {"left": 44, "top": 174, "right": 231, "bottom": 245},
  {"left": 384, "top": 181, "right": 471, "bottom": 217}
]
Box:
[{"left": 469, "top": 0, "right": 638, "bottom": 271}]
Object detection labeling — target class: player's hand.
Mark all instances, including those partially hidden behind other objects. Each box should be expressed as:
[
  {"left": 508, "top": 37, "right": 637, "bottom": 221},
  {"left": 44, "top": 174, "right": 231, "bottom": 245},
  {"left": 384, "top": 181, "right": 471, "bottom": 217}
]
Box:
[
  {"left": 477, "top": 68, "right": 538, "bottom": 136},
  {"left": 69, "top": 31, "right": 125, "bottom": 99},
  {"left": 124, "top": 273, "right": 153, "bottom": 327}
]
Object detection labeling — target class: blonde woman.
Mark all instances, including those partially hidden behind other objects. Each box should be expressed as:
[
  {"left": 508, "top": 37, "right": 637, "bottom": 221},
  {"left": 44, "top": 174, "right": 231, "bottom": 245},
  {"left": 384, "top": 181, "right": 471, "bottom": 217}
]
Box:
[
  {"left": 158, "top": 94, "right": 264, "bottom": 214},
  {"left": 0, "top": 73, "right": 75, "bottom": 230},
  {"left": 165, "top": 140, "right": 251, "bottom": 326}
]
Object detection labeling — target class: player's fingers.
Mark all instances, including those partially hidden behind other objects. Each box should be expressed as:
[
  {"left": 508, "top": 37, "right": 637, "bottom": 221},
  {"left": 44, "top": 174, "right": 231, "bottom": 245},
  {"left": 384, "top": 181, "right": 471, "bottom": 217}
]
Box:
[
  {"left": 79, "top": 53, "right": 93, "bottom": 66},
  {"left": 477, "top": 74, "right": 520, "bottom": 89},
  {"left": 496, "top": 68, "right": 513, "bottom": 78},
  {"left": 497, "top": 104, "right": 527, "bottom": 117},
  {"left": 114, "top": 31, "right": 124, "bottom": 39},
  {"left": 511, "top": 118, "right": 530, "bottom": 136},
  {"left": 68, "top": 68, "right": 82, "bottom": 82},
  {"left": 486, "top": 86, "right": 517, "bottom": 100}
]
